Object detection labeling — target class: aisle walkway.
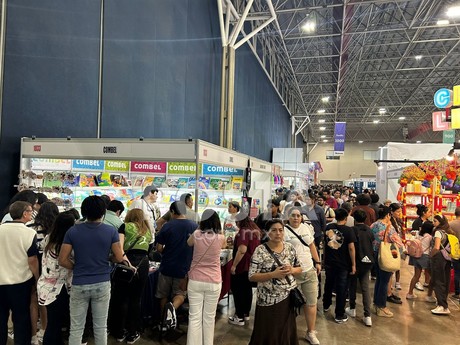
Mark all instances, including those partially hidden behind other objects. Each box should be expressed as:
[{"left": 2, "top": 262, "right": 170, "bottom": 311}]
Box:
[{"left": 10, "top": 260, "right": 459, "bottom": 345}]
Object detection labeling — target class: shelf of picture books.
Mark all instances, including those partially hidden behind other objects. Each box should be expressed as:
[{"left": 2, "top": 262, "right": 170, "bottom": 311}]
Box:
[{"left": 18, "top": 158, "right": 245, "bottom": 216}]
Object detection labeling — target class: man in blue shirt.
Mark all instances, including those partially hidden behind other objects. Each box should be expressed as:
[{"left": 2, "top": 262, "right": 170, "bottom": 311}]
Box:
[
  {"left": 59, "top": 196, "right": 125, "bottom": 345},
  {"left": 156, "top": 201, "right": 197, "bottom": 329}
]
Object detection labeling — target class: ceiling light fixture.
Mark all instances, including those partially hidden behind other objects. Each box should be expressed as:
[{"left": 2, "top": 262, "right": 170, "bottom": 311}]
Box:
[
  {"left": 416, "top": 141, "right": 422, "bottom": 144},
  {"left": 323, "top": 139, "right": 328, "bottom": 143},
  {"left": 317, "top": 109, "right": 326, "bottom": 114},
  {"left": 447, "top": 6, "right": 460, "bottom": 18},
  {"left": 321, "top": 96, "right": 330, "bottom": 103},
  {"left": 415, "top": 55, "right": 423, "bottom": 60},
  {"left": 373, "top": 120, "right": 380, "bottom": 124},
  {"left": 301, "top": 21, "right": 316, "bottom": 33},
  {"left": 318, "top": 119, "right": 326, "bottom": 123},
  {"left": 320, "top": 135, "right": 326, "bottom": 138},
  {"left": 319, "top": 126, "right": 326, "bottom": 131},
  {"left": 379, "top": 108, "right": 386, "bottom": 115},
  {"left": 398, "top": 116, "right": 406, "bottom": 120},
  {"left": 437, "top": 19, "right": 450, "bottom": 25},
  {"left": 358, "top": 140, "right": 363, "bottom": 144}
]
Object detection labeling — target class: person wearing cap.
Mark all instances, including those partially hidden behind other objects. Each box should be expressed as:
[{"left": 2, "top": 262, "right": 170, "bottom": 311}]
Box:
[{"left": 129, "top": 186, "right": 160, "bottom": 242}]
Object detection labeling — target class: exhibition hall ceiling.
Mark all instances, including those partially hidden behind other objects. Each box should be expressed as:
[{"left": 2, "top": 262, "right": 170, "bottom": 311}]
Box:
[{"left": 224, "top": 0, "right": 460, "bottom": 143}]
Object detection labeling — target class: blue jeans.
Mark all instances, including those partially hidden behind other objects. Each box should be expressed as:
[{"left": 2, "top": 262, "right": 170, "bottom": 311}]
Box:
[
  {"left": 69, "top": 281, "right": 111, "bottom": 345},
  {"left": 373, "top": 252, "right": 393, "bottom": 308}
]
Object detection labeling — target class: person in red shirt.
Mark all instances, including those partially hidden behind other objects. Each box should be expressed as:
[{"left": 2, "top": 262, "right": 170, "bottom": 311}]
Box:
[
  {"left": 228, "top": 216, "right": 262, "bottom": 326},
  {"left": 324, "top": 190, "right": 338, "bottom": 209}
]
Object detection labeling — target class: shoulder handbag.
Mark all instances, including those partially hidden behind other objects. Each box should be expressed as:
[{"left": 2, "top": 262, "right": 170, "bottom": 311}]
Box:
[
  {"left": 378, "top": 225, "right": 401, "bottom": 272},
  {"left": 111, "top": 236, "right": 142, "bottom": 284},
  {"left": 263, "top": 243, "right": 305, "bottom": 316}
]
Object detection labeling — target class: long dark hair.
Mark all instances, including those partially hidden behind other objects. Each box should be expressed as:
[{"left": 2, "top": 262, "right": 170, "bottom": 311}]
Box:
[
  {"left": 33, "top": 201, "right": 59, "bottom": 233},
  {"left": 45, "top": 213, "right": 76, "bottom": 255}
]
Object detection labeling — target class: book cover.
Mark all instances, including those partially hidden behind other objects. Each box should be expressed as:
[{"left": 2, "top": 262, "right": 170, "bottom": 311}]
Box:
[
  {"left": 198, "top": 176, "right": 210, "bottom": 189},
  {"left": 96, "top": 173, "right": 111, "bottom": 187},
  {"left": 232, "top": 177, "right": 243, "bottom": 190},
  {"left": 177, "top": 177, "right": 189, "bottom": 189},
  {"left": 133, "top": 176, "right": 144, "bottom": 187},
  {"left": 142, "top": 176, "right": 154, "bottom": 188},
  {"left": 79, "top": 174, "right": 96, "bottom": 187},
  {"left": 187, "top": 177, "right": 196, "bottom": 189},
  {"left": 152, "top": 177, "right": 166, "bottom": 188}
]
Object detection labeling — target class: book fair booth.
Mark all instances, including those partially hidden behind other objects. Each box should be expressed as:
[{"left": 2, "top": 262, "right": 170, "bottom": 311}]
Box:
[{"left": 19, "top": 137, "right": 278, "bottom": 321}]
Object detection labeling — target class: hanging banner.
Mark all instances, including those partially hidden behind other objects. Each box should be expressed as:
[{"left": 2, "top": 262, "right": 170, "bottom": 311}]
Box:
[
  {"left": 72, "top": 160, "right": 104, "bottom": 170},
  {"left": 333, "top": 122, "right": 346, "bottom": 156},
  {"left": 443, "top": 130, "right": 455, "bottom": 144},
  {"left": 167, "top": 162, "right": 198, "bottom": 175},
  {"left": 104, "top": 160, "right": 129, "bottom": 172}
]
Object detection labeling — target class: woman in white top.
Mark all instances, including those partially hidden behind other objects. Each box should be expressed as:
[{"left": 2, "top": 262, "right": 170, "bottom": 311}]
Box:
[
  {"left": 37, "top": 213, "right": 75, "bottom": 345},
  {"left": 407, "top": 221, "right": 433, "bottom": 299},
  {"left": 284, "top": 207, "right": 321, "bottom": 345}
]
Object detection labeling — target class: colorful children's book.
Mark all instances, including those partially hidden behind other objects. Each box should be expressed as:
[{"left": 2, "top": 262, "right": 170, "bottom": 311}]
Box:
[
  {"left": 96, "top": 173, "right": 111, "bottom": 187},
  {"left": 232, "top": 177, "right": 243, "bottom": 190},
  {"left": 133, "top": 176, "right": 144, "bottom": 187},
  {"left": 142, "top": 176, "right": 154, "bottom": 188},
  {"left": 152, "top": 177, "right": 166, "bottom": 188},
  {"left": 177, "top": 177, "right": 189, "bottom": 188},
  {"left": 79, "top": 174, "right": 96, "bottom": 187},
  {"left": 187, "top": 177, "right": 196, "bottom": 189},
  {"left": 198, "top": 177, "right": 210, "bottom": 189}
]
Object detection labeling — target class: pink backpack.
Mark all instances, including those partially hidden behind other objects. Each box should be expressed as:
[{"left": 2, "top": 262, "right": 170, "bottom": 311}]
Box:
[{"left": 406, "top": 239, "right": 423, "bottom": 258}]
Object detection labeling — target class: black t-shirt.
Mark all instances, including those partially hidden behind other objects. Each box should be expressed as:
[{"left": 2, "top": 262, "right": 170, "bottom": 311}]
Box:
[
  {"left": 411, "top": 217, "right": 423, "bottom": 231},
  {"left": 324, "top": 223, "right": 356, "bottom": 271}
]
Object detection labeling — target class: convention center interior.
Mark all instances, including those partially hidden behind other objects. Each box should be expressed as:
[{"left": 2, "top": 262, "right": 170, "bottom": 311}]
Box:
[{"left": 2, "top": 1, "right": 460, "bottom": 345}]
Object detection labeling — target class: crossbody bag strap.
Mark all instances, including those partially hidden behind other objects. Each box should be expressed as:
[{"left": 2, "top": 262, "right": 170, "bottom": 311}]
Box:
[
  {"left": 189, "top": 233, "right": 217, "bottom": 274},
  {"left": 263, "top": 243, "right": 293, "bottom": 285},
  {"left": 285, "top": 224, "right": 309, "bottom": 247}
]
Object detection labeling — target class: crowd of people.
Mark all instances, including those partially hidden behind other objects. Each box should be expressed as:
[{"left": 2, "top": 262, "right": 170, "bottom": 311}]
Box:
[{"left": 1, "top": 184, "right": 459, "bottom": 345}]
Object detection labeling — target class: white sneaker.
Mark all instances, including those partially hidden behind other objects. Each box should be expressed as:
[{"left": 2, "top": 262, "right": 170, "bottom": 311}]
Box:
[
  {"left": 363, "top": 316, "right": 372, "bottom": 327},
  {"left": 228, "top": 315, "right": 244, "bottom": 326},
  {"left": 7, "top": 331, "right": 14, "bottom": 339},
  {"left": 395, "top": 282, "right": 402, "bottom": 290},
  {"left": 31, "top": 336, "right": 39, "bottom": 345},
  {"left": 431, "top": 305, "right": 451, "bottom": 315},
  {"left": 415, "top": 282, "right": 424, "bottom": 291},
  {"left": 306, "top": 330, "right": 320, "bottom": 345},
  {"left": 425, "top": 296, "right": 437, "bottom": 303},
  {"left": 406, "top": 293, "right": 417, "bottom": 300},
  {"left": 243, "top": 315, "right": 250, "bottom": 321},
  {"left": 345, "top": 307, "right": 356, "bottom": 318}
]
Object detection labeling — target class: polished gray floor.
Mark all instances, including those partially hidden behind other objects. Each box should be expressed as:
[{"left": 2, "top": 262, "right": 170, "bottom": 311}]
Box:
[{"left": 9, "top": 261, "right": 459, "bottom": 345}]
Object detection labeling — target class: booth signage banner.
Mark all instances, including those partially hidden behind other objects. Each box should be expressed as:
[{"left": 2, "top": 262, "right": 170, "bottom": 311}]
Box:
[
  {"left": 432, "top": 111, "right": 451, "bottom": 131},
  {"left": 168, "top": 162, "right": 198, "bottom": 175},
  {"left": 130, "top": 161, "right": 166, "bottom": 174},
  {"left": 72, "top": 160, "right": 104, "bottom": 170},
  {"left": 333, "top": 122, "right": 346, "bottom": 155},
  {"left": 443, "top": 130, "right": 455, "bottom": 144},
  {"left": 202, "top": 164, "right": 244, "bottom": 176},
  {"left": 104, "top": 160, "right": 129, "bottom": 172},
  {"left": 31, "top": 158, "right": 72, "bottom": 171}
]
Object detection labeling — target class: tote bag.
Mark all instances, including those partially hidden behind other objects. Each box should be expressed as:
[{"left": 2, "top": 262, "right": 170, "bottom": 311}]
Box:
[{"left": 378, "top": 226, "right": 401, "bottom": 272}]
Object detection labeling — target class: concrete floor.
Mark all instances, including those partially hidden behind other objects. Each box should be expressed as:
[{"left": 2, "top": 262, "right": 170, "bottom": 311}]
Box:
[{"left": 9, "top": 260, "right": 459, "bottom": 345}]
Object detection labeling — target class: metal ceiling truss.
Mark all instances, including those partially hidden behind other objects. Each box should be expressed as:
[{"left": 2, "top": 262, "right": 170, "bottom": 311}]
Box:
[{"left": 219, "top": 0, "right": 460, "bottom": 144}]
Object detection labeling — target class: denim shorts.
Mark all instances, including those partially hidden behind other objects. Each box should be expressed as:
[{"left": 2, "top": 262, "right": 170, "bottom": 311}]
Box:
[
  {"left": 408, "top": 254, "right": 430, "bottom": 269},
  {"left": 296, "top": 269, "right": 318, "bottom": 306}
]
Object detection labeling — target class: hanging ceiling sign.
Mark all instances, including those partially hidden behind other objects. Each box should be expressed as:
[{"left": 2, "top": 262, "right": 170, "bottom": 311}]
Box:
[
  {"left": 333, "top": 122, "right": 346, "bottom": 156},
  {"left": 433, "top": 85, "right": 460, "bottom": 130}
]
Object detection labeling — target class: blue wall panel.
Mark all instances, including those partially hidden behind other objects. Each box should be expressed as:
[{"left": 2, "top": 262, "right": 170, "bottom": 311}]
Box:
[
  {"left": 102, "top": 0, "right": 222, "bottom": 143},
  {"left": 233, "top": 46, "right": 291, "bottom": 161},
  {"left": 0, "top": 0, "right": 100, "bottom": 207}
]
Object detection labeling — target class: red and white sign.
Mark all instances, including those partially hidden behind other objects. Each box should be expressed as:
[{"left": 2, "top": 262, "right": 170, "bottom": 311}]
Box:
[
  {"left": 130, "top": 161, "right": 166, "bottom": 173},
  {"left": 432, "top": 111, "right": 451, "bottom": 131}
]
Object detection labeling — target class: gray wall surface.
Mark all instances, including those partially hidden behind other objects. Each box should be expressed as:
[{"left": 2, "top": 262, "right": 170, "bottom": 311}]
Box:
[{"left": 0, "top": 0, "right": 294, "bottom": 207}]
